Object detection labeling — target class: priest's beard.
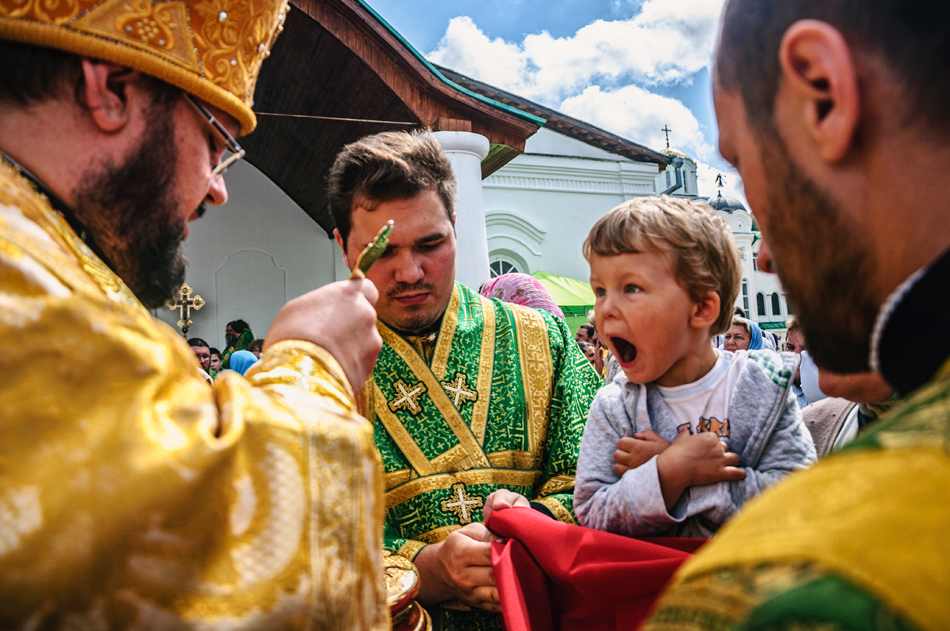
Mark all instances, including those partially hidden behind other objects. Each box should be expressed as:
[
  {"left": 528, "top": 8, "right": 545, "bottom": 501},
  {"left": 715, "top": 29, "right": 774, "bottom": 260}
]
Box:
[
  {"left": 74, "top": 98, "right": 186, "bottom": 310},
  {"left": 761, "top": 134, "right": 879, "bottom": 374}
]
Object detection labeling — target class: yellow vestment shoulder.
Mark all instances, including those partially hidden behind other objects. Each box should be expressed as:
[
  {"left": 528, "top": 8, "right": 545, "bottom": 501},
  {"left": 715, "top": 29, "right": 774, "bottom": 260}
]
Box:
[
  {"left": 668, "top": 369, "right": 950, "bottom": 631},
  {"left": 0, "top": 162, "right": 387, "bottom": 629}
]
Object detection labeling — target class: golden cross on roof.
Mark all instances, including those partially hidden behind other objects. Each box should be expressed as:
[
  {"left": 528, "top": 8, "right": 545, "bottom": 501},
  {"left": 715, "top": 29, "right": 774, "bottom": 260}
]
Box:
[
  {"left": 388, "top": 379, "right": 428, "bottom": 416},
  {"left": 442, "top": 372, "right": 478, "bottom": 408},
  {"left": 440, "top": 483, "right": 484, "bottom": 525},
  {"left": 165, "top": 283, "right": 204, "bottom": 337}
]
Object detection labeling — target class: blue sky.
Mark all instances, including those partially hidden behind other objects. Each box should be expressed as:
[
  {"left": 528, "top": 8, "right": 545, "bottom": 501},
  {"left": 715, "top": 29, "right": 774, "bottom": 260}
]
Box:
[{"left": 365, "top": 0, "right": 744, "bottom": 201}]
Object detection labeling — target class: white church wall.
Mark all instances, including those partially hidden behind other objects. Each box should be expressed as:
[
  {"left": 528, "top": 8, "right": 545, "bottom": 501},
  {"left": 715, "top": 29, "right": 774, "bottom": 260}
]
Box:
[
  {"left": 155, "top": 160, "right": 336, "bottom": 350},
  {"left": 483, "top": 151, "right": 659, "bottom": 283}
]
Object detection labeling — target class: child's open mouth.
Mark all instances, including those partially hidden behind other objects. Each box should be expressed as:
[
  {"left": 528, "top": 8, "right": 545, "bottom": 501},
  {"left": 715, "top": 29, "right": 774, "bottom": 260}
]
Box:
[{"left": 611, "top": 337, "right": 637, "bottom": 364}]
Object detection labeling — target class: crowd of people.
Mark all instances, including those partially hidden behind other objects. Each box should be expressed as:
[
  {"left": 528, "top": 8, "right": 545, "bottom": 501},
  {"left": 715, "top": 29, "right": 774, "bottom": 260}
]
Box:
[{"left": 1, "top": 0, "right": 947, "bottom": 629}]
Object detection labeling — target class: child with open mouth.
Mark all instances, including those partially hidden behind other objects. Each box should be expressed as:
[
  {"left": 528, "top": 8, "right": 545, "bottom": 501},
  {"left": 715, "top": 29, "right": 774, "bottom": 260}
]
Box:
[{"left": 574, "top": 196, "right": 817, "bottom": 539}]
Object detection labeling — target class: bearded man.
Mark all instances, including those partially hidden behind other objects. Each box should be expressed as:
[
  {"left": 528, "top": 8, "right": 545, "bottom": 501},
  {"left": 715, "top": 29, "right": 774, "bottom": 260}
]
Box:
[
  {"left": 644, "top": 1, "right": 950, "bottom": 629},
  {"left": 329, "top": 130, "right": 602, "bottom": 630},
  {"left": 0, "top": 2, "right": 387, "bottom": 627},
  {"left": 222, "top": 318, "right": 254, "bottom": 368}
]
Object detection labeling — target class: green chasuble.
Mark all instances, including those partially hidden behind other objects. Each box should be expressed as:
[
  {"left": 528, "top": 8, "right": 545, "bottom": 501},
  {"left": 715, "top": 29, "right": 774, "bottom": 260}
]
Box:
[
  {"left": 221, "top": 328, "right": 253, "bottom": 369},
  {"left": 371, "top": 283, "right": 602, "bottom": 631}
]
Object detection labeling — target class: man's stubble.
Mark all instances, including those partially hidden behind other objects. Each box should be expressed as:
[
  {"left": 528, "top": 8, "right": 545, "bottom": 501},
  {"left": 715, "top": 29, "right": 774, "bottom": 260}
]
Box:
[{"left": 761, "top": 133, "right": 880, "bottom": 374}]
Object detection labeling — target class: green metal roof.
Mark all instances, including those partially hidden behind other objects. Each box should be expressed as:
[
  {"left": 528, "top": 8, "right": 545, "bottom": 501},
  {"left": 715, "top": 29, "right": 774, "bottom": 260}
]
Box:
[{"left": 353, "top": 0, "right": 546, "bottom": 128}]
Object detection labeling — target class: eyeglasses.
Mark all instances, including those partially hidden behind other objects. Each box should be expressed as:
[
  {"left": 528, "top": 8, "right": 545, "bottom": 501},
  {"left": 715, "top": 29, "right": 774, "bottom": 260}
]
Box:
[{"left": 183, "top": 93, "right": 246, "bottom": 176}]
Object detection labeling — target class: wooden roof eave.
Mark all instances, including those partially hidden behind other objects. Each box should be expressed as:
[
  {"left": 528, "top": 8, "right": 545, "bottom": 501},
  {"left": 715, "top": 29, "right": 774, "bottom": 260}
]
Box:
[{"left": 297, "top": 0, "right": 544, "bottom": 146}]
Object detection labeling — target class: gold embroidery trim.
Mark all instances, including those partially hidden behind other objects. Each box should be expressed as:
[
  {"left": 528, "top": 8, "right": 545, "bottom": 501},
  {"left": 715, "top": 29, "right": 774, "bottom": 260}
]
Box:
[
  {"left": 512, "top": 304, "right": 554, "bottom": 454},
  {"left": 536, "top": 474, "right": 575, "bottom": 497},
  {"left": 385, "top": 468, "right": 540, "bottom": 509},
  {"left": 377, "top": 322, "right": 491, "bottom": 472},
  {"left": 471, "top": 294, "right": 495, "bottom": 443},
  {"left": 374, "top": 384, "right": 435, "bottom": 476},
  {"left": 430, "top": 287, "right": 460, "bottom": 381},
  {"left": 384, "top": 469, "right": 412, "bottom": 490},
  {"left": 396, "top": 540, "right": 427, "bottom": 561},
  {"left": 415, "top": 524, "right": 463, "bottom": 544},
  {"left": 487, "top": 450, "right": 540, "bottom": 470},
  {"left": 430, "top": 444, "right": 471, "bottom": 472},
  {"left": 535, "top": 497, "right": 576, "bottom": 525}
]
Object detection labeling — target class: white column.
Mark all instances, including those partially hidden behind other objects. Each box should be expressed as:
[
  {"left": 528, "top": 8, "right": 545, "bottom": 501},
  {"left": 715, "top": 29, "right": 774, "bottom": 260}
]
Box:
[{"left": 434, "top": 131, "right": 490, "bottom": 290}]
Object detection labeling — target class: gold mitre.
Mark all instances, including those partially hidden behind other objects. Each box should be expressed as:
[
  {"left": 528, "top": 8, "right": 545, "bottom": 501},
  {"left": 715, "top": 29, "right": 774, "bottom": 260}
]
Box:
[{"left": 0, "top": 0, "right": 290, "bottom": 134}]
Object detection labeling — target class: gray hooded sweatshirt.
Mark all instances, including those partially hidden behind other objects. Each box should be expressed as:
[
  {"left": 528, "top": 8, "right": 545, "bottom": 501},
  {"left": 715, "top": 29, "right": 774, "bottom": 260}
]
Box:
[{"left": 575, "top": 349, "right": 817, "bottom": 538}]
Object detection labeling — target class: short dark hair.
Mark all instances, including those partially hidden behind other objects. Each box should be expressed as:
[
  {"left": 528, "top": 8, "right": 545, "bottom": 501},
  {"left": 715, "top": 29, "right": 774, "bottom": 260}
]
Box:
[
  {"left": 209, "top": 347, "right": 221, "bottom": 358},
  {"left": 578, "top": 323, "right": 596, "bottom": 338},
  {"left": 327, "top": 130, "right": 457, "bottom": 246},
  {"left": 187, "top": 337, "right": 210, "bottom": 349},
  {"left": 717, "top": 0, "right": 950, "bottom": 134},
  {"left": 734, "top": 305, "right": 746, "bottom": 318},
  {"left": 227, "top": 320, "right": 250, "bottom": 334},
  {"left": 0, "top": 41, "right": 177, "bottom": 109}
]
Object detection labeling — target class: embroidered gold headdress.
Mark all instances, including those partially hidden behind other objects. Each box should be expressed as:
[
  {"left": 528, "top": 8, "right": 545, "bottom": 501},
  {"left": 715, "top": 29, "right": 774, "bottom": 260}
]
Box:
[{"left": 0, "top": 0, "right": 289, "bottom": 134}]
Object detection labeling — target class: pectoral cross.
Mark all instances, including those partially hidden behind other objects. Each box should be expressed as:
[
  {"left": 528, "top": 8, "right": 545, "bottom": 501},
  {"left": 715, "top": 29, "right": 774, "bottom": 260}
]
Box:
[
  {"left": 165, "top": 283, "right": 204, "bottom": 337},
  {"left": 440, "top": 483, "right": 483, "bottom": 525},
  {"left": 388, "top": 379, "right": 428, "bottom": 416},
  {"left": 442, "top": 372, "right": 478, "bottom": 408},
  {"left": 661, "top": 125, "right": 672, "bottom": 149}
]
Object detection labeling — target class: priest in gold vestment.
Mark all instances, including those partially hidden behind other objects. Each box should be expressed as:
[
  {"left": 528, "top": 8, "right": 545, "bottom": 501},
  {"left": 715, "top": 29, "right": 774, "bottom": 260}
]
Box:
[{"left": 0, "top": 1, "right": 387, "bottom": 627}]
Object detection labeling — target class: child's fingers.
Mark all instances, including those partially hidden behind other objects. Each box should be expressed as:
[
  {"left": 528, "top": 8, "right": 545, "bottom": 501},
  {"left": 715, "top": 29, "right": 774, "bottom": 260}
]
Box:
[
  {"left": 614, "top": 463, "right": 630, "bottom": 476},
  {"left": 721, "top": 466, "right": 747, "bottom": 481},
  {"left": 721, "top": 452, "right": 742, "bottom": 467}
]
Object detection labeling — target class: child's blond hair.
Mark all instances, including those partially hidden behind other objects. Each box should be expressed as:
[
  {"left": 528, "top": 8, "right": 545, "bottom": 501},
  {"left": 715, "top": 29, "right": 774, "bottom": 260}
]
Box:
[{"left": 583, "top": 195, "right": 741, "bottom": 335}]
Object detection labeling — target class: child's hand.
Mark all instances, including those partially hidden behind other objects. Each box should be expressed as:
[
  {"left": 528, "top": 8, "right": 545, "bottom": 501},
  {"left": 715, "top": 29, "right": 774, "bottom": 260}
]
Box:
[
  {"left": 614, "top": 431, "right": 671, "bottom": 475},
  {"left": 656, "top": 428, "right": 747, "bottom": 510}
]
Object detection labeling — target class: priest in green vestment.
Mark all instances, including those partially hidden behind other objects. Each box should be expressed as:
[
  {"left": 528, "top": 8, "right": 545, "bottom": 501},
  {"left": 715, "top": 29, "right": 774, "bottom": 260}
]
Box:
[{"left": 330, "top": 131, "right": 603, "bottom": 630}]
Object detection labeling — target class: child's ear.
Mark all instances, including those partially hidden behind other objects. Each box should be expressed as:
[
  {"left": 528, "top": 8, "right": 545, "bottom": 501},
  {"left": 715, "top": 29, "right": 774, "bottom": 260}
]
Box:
[{"left": 690, "top": 290, "right": 721, "bottom": 329}]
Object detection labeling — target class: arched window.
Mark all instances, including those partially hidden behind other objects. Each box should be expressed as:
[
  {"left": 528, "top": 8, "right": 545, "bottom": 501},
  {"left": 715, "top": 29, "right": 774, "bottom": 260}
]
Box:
[
  {"left": 741, "top": 280, "right": 750, "bottom": 314},
  {"left": 771, "top": 293, "right": 781, "bottom": 316},
  {"left": 756, "top": 293, "right": 766, "bottom": 316},
  {"left": 489, "top": 257, "right": 521, "bottom": 278}
]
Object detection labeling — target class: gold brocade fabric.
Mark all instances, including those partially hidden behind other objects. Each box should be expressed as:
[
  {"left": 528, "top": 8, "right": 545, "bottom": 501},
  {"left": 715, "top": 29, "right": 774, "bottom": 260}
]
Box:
[
  {"left": 647, "top": 369, "right": 950, "bottom": 631},
  {"left": 0, "top": 161, "right": 388, "bottom": 629}
]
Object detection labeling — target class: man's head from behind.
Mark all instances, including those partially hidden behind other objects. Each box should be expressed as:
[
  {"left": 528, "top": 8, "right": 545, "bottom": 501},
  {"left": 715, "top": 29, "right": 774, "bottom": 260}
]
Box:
[
  {"left": 329, "top": 131, "right": 458, "bottom": 332},
  {"left": 584, "top": 196, "right": 739, "bottom": 385},
  {"left": 714, "top": 0, "right": 950, "bottom": 374},
  {"left": 188, "top": 337, "right": 211, "bottom": 371}
]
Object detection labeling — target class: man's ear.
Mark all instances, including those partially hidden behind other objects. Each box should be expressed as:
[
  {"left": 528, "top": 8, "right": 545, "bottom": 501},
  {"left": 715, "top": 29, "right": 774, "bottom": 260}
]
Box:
[
  {"left": 79, "top": 60, "right": 143, "bottom": 133},
  {"left": 333, "top": 228, "right": 352, "bottom": 268},
  {"left": 777, "top": 20, "right": 860, "bottom": 163},
  {"left": 690, "top": 290, "right": 721, "bottom": 329}
]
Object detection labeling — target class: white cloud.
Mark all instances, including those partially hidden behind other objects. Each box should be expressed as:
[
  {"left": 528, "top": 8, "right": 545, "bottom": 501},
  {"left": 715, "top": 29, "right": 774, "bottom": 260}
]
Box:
[
  {"left": 559, "top": 84, "right": 712, "bottom": 159},
  {"left": 428, "top": 0, "right": 725, "bottom": 103}
]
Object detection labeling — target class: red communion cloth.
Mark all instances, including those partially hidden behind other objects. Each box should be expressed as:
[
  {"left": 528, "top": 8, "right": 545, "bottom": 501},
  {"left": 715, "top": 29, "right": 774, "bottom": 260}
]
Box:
[{"left": 488, "top": 508, "right": 706, "bottom": 631}]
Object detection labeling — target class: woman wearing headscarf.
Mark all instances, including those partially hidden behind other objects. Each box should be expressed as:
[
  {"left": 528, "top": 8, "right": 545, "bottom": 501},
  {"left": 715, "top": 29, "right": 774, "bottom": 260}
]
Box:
[
  {"left": 724, "top": 316, "right": 764, "bottom": 351},
  {"left": 478, "top": 273, "right": 565, "bottom": 319},
  {"left": 227, "top": 350, "right": 259, "bottom": 376}
]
